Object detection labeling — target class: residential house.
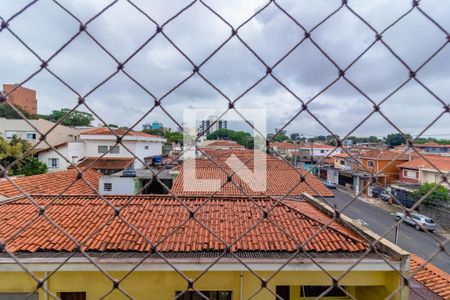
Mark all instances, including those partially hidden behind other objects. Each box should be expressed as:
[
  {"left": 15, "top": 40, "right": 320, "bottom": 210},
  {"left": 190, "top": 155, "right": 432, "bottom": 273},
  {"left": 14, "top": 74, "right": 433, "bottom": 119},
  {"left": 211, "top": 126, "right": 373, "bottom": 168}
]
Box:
[
  {"left": 292, "top": 143, "right": 341, "bottom": 170},
  {"left": 0, "top": 194, "right": 409, "bottom": 299},
  {"left": 410, "top": 254, "right": 450, "bottom": 300},
  {"left": 337, "top": 150, "right": 409, "bottom": 195},
  {"left": 413, "top": 142, "right": 450, "bottom": 154},
  {"left": 201, "top": 140, "right": 246, "bottom": 150},
  {"left": 397, "top": 155, "right": 450, "bottom": 187},
  {"left": 270, "top": 141, "right": 299, "bottom": 156},
  {"left": 37, "top": 127, "right": 166, "bottom": 172},
  {"left": 0, "top": 118, "right": 82, "bottom": 150},
  {"left": 0, "top": 169, "right": 100, "bottom": 200}
]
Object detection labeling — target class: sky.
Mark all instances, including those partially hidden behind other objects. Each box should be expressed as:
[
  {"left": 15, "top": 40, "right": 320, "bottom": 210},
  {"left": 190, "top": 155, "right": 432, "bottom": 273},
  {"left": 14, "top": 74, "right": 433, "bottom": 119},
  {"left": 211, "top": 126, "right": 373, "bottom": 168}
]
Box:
[{"left": 1, "top": 0, "right": 449, "bottom": 139}]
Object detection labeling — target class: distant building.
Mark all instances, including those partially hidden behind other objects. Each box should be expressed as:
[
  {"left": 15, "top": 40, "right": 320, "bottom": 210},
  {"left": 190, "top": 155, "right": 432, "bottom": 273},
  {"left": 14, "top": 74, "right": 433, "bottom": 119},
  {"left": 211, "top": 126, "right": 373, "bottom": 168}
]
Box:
[
  {"left": 0, "top": 117, "right": 82, "bottom": 149},
  {"left": 198, "top": 115, "right": 227, "bottom": 136},
  {"left": 2, "top": 84, "right": 37, "bottom": 115},
  {"left": 143, "top": 121, "right": 163, "bottom": 130},
  {"left": 413, "top": 142, "right": 450, "bottom": 154},
  {"left": 37, "top": 127, "right": 166, "bottom": 172}
]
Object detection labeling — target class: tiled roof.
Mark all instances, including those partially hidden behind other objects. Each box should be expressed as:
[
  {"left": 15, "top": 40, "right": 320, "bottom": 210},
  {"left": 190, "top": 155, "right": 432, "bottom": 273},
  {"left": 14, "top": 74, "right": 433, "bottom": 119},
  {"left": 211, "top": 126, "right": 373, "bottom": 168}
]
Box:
[
  {"left": 334, "top": 153, "right": 350, "bottom": 158},
  {"left": 0, "top": 169, "right": 100, "bottom": 197},
  {"left": 172, "top": 159, "right": 333, "bottom": 197},
  {"left": 410, "top": 254, "right": 450, "bottom": 299},
  {"left": 205, "top": 140, "right": 245, "bottom": 148},
  {"left": 81, "top": 127, "right": 160, "bottom": 138},
  {"left": 358, "top": 150, "right": 409, "bottom": 161},
  {"left": 270, "top": 142, "right": 299, "bottom": 149},
  {"left": 398, "top": 155, "right": 450, "bottom": 172},
  {"left": 414, "top": 142, "right": 450, "bottom": 148},
  {"left": 74, "top": 157, "right": 135, "bottom": 170},
  {"left": 0, "top": 195, "right": 367, "bottom": 253}
]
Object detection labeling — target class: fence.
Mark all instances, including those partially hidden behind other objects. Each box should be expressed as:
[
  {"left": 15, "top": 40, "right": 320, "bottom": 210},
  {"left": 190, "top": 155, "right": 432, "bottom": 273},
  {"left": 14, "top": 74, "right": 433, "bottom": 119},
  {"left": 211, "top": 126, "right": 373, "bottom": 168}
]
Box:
[{"left": 0, "top": 0, "right": 449, "bottom": 299}]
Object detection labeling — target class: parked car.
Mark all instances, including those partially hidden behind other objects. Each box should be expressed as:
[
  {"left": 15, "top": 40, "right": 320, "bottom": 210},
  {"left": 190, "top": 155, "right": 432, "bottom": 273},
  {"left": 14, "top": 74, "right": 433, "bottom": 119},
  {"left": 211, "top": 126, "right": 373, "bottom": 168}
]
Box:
[
  {"left": 379, "top": 191, "right": 392, "bottom": 202},
  {"left": 323, "top": 180, "right": 336, "bottom": 189},
  {"left": 371, "top": 186, "right": 384, "bottom": 198},
  {"left": 395, "top": 212, "right": 437, "bottom": 232}
]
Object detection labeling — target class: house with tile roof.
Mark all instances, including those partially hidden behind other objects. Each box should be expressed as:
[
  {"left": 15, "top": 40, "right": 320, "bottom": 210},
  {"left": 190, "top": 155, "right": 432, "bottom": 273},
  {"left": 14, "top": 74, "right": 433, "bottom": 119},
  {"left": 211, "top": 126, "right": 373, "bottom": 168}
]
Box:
[
  {"left": 397, "top": 155, "right": 450, "bottom": 188},
  {"left": 410, "top": 254, "right": 450, "bottom": 299},
  {"left": 37, "top": 127, "right": 166, "bottom": 173},
  {"left": 0, "top": 169, "right": 100, "bottom": 199},
  {"left": 202, "top": 139, "right": 246, "bottom": 150},
  {"left": 413, "top": 142, "right": 450, "bottom": 154},
  {"left": 0, "top": 194, "right": 409, "bottom": 299}
]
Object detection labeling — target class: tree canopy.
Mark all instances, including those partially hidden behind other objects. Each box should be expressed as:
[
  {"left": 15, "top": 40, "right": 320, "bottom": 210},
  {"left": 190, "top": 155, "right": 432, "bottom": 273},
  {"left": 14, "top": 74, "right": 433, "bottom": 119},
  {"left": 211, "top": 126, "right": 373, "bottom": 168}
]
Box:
[
  {"left": 0, "top": 136, "right": 47, "bottom": 176},
  {"left": 207, "top": 129, "right": 254, "bottom": 149},
  {"left": 413, "top": 183, "right": 449, "bottom": 204},
  {"left": 385, "top": 133, "right": 411, "bottom": 147},
  {"left": 40, "top": 109, "right": 94, "bottom": 127},
  {"left": 0, "top": 103, "right": 34, "bottom": 119}
]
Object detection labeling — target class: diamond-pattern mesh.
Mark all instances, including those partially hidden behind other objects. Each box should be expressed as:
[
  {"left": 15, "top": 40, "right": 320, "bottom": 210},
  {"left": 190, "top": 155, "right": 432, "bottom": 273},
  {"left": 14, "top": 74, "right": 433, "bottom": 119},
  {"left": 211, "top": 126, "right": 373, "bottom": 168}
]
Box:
[{"left": 0, "top": 0, "right": 449, "bottom": 299}]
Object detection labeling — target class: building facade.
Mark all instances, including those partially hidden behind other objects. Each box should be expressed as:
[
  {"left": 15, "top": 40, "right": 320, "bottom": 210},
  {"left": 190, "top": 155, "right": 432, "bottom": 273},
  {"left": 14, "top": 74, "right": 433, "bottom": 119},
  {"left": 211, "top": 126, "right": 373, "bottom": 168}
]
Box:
[{"left": 2, "top": 84, "right": 37, "bottom": 115}]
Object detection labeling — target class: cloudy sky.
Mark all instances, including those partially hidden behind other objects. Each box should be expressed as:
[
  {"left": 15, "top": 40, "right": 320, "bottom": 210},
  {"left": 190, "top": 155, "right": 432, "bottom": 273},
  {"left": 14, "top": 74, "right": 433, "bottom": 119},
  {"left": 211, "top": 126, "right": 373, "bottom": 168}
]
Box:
[{"left": 1, "top": 0, "right": 449, "bottom": 139}]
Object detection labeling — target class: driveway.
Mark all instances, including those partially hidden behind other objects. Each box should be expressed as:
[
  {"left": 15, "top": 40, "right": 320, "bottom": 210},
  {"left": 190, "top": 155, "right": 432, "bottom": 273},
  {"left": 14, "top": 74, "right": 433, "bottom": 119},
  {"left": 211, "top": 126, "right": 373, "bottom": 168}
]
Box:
[{"left": 325, "top": 189, "right": 450, "bottom": 273}]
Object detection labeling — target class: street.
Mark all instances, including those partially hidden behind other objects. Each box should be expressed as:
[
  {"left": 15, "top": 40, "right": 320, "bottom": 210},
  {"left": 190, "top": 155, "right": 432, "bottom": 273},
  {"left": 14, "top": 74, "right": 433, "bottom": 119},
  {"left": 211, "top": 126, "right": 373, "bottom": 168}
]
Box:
[{"left": 325, "top": 189, "right": 450, "bottom": 273}]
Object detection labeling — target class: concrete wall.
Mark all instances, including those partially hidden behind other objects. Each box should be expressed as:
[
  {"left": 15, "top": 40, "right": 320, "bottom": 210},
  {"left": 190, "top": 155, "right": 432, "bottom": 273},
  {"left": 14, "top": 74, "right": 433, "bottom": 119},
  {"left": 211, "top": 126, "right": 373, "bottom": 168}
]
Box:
[
  {"left": 420, "top": 169, "right": 450, "bottom": 188},
  {"left": 99, "top": 176, "right": 141, "bottom": 195},
  {"left": 0, "top": 269, "right": 406, "bottom": 300}
]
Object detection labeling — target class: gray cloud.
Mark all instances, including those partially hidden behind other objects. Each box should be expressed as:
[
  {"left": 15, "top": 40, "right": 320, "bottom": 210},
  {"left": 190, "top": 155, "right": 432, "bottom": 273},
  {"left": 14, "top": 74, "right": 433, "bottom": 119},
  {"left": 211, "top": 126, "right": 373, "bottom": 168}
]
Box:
[{"left": 1, "top": 0, "right": 449, "bottom": 138}]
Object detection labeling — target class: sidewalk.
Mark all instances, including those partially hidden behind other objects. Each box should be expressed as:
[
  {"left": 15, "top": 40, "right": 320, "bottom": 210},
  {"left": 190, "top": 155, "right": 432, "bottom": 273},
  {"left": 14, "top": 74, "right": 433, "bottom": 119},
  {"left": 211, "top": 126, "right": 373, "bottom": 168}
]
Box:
[{"left": 337, "top": 187, "right": 450, "bottom": 239}]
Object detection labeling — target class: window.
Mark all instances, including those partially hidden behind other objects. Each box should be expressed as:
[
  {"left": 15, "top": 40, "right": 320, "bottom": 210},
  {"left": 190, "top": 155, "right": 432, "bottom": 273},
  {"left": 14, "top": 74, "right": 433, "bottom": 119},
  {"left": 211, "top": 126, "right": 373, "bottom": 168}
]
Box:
[
  {"left": 5, "top": 131, "right": 16, "bottom": 139},
  {"left": 59, "top": 292, "right": 86, "bottom": 300},
  {"left": 339, "top": 159, "right": 345, "bottom": 166},
  {"left": 320, "top": 150, "right": 325, "bottom": 153},
  {"left": 175, "top": 291, "right": 232, "bottom": 300},
  {"left": 48, "top": 158, "right": 59, "bottom": 168},
  {"left": 367, "top": 160, "right": 374, "bottom": 168},
  {"left": 275, "top": 286, "right": 290, "bottom": 300},
  {"left": 26, "top": 132, "right": 36, "bottom": 140},
  {"left": 103, "top": 183, "right": 112, "bottom": 192},
  {"left": 98, "top": 145, "right": 108, "bottom": 154},
  {"left": 145, "top": 145, "right": 149, "bottom": 150},
  {"left": 403, "top": 169, "right": 418, "bottom": 179},
  {"left": 300, "top": 286, "right": 346, "bottom": 297},
  {"left": 109, "top": 145, "right": 120, "bottom": 154}
]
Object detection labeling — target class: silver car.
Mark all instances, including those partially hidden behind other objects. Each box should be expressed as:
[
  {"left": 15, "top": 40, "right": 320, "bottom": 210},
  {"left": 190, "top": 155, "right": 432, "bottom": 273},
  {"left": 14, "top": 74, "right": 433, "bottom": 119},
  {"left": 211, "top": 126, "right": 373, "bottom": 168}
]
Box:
[{"left": 395, "top": 212, "right": 437, "bottom": 232}]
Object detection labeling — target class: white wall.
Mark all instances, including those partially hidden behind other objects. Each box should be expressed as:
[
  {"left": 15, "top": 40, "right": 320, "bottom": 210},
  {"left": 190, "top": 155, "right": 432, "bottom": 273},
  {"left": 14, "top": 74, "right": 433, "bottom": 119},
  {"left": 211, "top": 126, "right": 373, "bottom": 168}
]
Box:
[
  {"left": 99, "top": 176, "right": 139, "bottom": 195},
  {"left": 420, "top": 169, "right": 450, "bottom": 188},
  {"left": 37, "top": 142, "right": 85, "bottom": 172}
]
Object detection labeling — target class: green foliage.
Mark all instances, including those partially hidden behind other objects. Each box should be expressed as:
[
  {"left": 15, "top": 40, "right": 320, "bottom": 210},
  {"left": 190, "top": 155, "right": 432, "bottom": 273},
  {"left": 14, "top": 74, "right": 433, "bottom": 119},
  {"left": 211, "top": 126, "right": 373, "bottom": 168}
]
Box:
[
  {"left": 207, "top": 129, "right": 254, "bottom": 149},
  {"left": 143, "top": 128, "right": 166, "bottom": 136},
  {"left": 413, "top": 183, "right": 449, "bottom": 204},
  {"left": 165, "top": 132, "right": 184, "bottom": 144},
  {"left": 271, "top": 133, "right": 289, "bottom": 142},
  {"left": 41, "top": 109, "right": 94, "bottom": 127},
  {"left": 385, "top": 133, "right": 411, "bottom": 147},
  {"left": 0, "top": 136, "right": 47, "bottom": 176},
  {"left": 414, "top": 137, "right": 450, "bottom": 145},
  {"left": 0, "top": 103, "right": 34, "bottom": 119},
  {"left": 347, "top": 135, "right": 382, "bottom": 144}
]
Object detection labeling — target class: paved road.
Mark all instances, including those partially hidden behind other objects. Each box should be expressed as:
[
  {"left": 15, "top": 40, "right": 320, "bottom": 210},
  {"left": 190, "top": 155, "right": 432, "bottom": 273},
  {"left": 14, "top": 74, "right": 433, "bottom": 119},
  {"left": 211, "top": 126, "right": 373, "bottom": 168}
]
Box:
[{"left": 325, "top": 189, "right": 450, "bottom": 273}]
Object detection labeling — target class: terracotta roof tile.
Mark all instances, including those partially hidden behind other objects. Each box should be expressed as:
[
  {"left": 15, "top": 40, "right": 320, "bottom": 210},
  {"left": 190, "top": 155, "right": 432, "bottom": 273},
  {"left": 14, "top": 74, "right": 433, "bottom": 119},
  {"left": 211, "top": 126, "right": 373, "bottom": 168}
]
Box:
[
  {"left": 205, "top": 140, "right": 245, "bottom": 148},
  {"left": 74, "top": 157, "right": 135, "bottom": 170},
  {"left": 172, "top": 158, "right": 333, "bottom": 197},
  {"left": 410, "top": 254, "right": 450, "bottom": 299},
  {"left": 358, "top": 149, "right": 409, "bottom": 161},
  {"left": 0, "top": 169, "right": 100, "bottom": 197},
  {"left": 0, "top": 195, "right": 367, "bottom": 253},
  {"left": 414, "top": 142, "right": 450, "bottom": 148},
  {"left": 398, "top": 155, "right": 450, "bottom": 172},
  {"left": 81, "top": 127, "right": 160, "bottom": 138}
]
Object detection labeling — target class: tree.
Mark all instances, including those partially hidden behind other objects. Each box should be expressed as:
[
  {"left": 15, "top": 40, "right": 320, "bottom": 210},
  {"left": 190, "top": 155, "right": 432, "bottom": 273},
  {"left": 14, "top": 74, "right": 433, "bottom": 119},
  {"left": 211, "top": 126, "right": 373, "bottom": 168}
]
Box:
[
  {"left": 143, "top": 128, "right": 166, "bottom": 137},
  {"left": 41, "top": 109, "right": 94, "bottom": 127},
  {"left": 271, "top": 133, "right": 289, "bottom": 142},
  {"left": 207, "top": 129, "right": 254, "bottom": 149},
  {"left": 0, "top": 103, "right": 34, "bottom": 119},
  {"left": 0, "top": 136, "right": 47, "bottom": 176},
  {"left": 413, "top": 183, "right": 449, "bottom": 205},
  {"left": 385, "top": 133, "right": 411, "bottom": 147},
  {"left": 290, "top": 133, "right": 300, "bottom": 141},
  {"left": 165, "top": 132, "right": 184, "bottom": 144}
]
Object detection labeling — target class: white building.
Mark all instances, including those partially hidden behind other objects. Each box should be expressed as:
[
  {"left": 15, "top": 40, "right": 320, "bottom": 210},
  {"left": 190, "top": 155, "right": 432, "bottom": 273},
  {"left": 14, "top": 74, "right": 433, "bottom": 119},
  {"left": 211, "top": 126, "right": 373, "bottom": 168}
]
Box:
[
  {"left": 0, "top": 118, "right": 82, "bottom": 149},
  {"left": 37, "top": 127, "right": 166, "bottom": 172}
]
